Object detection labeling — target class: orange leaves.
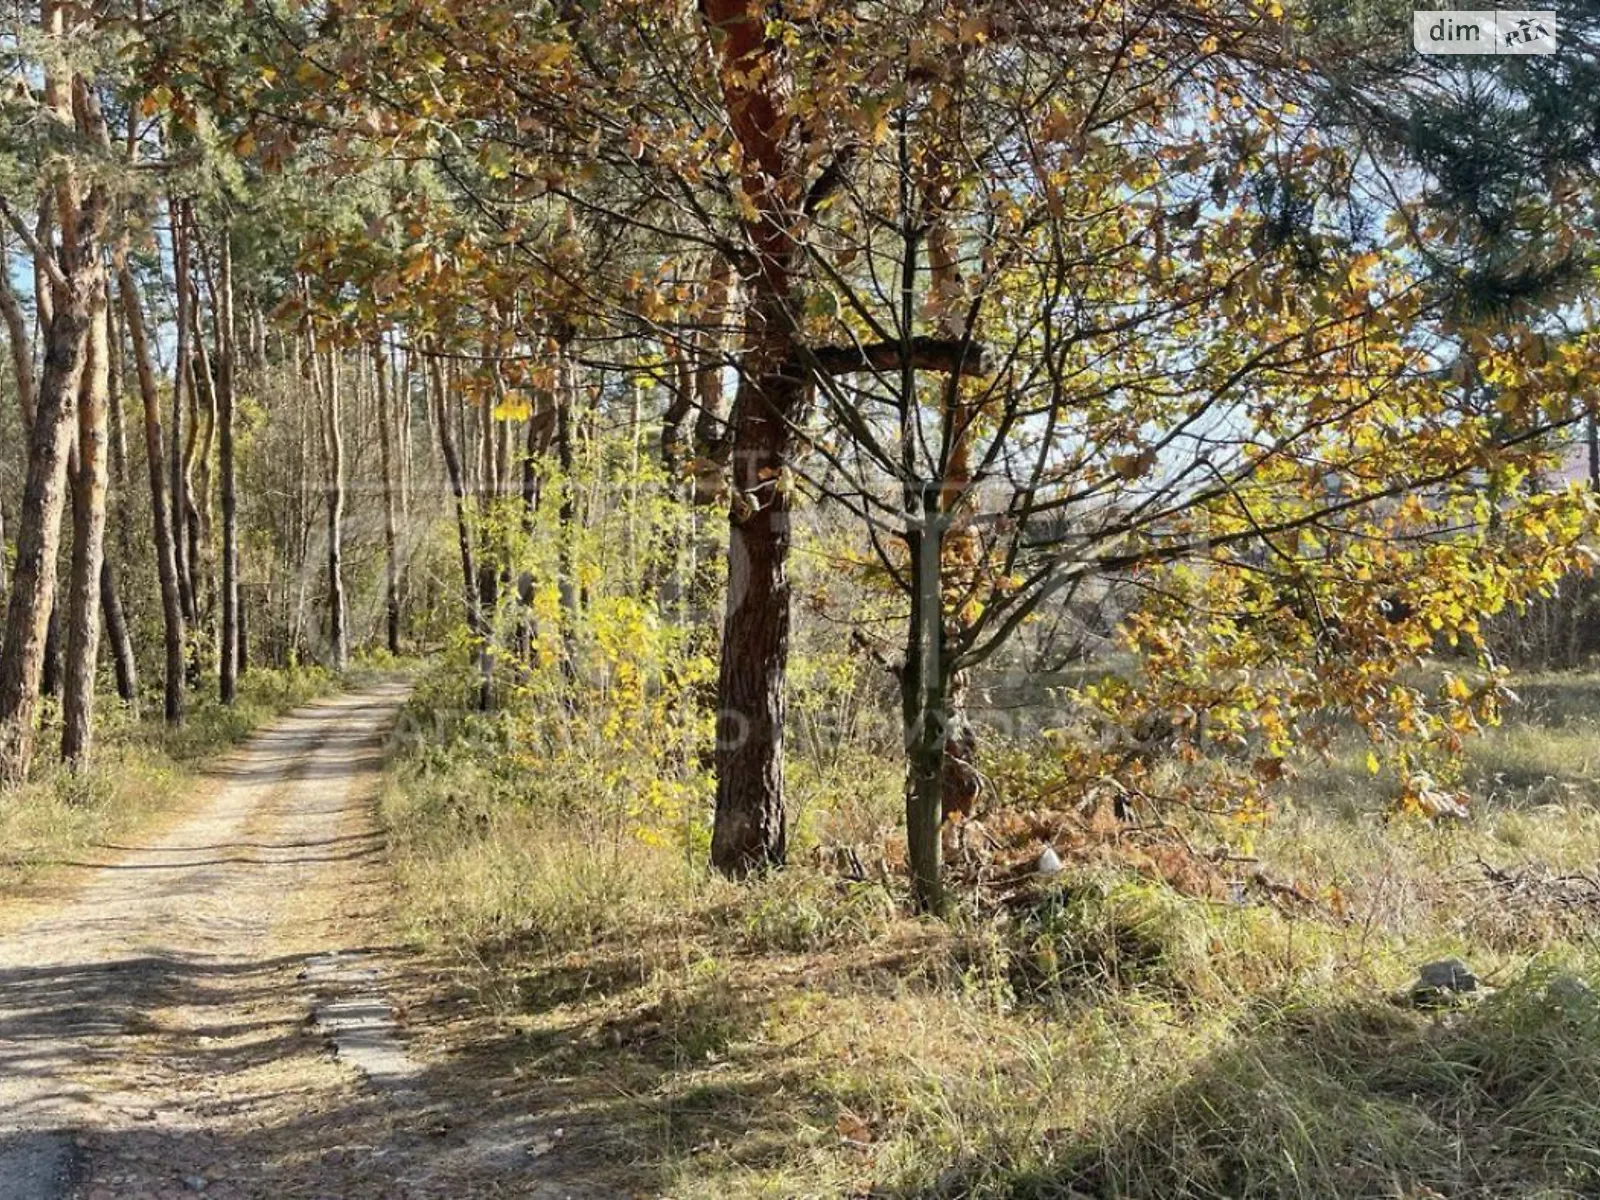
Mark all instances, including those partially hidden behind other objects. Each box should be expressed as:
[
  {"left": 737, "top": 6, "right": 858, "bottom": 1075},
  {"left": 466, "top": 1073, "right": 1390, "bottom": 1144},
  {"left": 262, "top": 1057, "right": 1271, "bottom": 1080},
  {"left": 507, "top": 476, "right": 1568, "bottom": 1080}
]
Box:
[
  {"left": 1110, "top": 449, "right": 1157, "bottom": 481},
  {"left": 835, "top": 1110, "right": 873, "bottom": 1152}
]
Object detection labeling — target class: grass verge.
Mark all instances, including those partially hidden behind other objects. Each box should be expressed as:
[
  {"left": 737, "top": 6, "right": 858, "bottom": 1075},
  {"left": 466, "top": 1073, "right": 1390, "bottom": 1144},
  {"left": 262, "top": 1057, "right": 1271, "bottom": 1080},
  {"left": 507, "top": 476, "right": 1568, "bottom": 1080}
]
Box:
[{"left": 382, "top": 666, "right": 1600, "bottom": 1199}]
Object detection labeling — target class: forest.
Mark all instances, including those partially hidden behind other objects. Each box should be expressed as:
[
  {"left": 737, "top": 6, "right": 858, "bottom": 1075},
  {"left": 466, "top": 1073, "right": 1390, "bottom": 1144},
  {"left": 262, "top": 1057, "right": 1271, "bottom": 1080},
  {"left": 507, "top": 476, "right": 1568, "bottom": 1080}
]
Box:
[{"left": 2, "top": 0, "right": 1600, "bottom": 1197}]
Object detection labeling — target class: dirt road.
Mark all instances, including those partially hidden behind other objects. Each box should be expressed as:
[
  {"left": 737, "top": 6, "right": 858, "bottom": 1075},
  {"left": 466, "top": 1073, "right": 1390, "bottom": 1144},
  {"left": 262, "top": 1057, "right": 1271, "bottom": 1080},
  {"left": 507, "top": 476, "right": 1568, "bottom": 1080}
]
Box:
[{"left": 0, "top": 684, "right": 585, "bottom": 1200}]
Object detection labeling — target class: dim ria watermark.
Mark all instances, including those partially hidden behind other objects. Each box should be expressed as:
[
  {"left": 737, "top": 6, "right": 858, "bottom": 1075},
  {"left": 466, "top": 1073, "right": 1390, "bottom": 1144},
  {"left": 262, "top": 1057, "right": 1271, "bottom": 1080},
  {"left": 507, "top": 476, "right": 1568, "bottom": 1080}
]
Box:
[{"left": 1414, "top": 9, "right": 1557, "bottom": 54}]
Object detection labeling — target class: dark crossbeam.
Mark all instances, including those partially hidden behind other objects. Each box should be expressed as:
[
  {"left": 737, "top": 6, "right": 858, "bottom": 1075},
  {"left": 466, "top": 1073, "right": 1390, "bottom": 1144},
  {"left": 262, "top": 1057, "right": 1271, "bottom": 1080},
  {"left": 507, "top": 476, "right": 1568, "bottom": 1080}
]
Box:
[{"left": 800, "top": 337, "right": 988, "bottom": 378}]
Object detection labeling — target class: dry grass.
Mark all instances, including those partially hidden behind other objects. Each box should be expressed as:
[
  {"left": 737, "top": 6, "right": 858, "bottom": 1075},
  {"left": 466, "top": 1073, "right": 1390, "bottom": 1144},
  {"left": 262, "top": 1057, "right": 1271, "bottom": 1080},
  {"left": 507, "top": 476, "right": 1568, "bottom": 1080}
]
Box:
[{"left": 381, "top": 668, "right": 1600, "bottom": 1198}]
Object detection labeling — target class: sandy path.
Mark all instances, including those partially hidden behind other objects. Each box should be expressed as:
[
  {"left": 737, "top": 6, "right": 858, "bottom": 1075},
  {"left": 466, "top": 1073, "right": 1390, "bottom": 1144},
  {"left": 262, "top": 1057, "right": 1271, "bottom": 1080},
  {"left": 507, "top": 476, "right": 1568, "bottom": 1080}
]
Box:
[{"left": 0, "top": 683, "right": 587, "bottom": 1200}]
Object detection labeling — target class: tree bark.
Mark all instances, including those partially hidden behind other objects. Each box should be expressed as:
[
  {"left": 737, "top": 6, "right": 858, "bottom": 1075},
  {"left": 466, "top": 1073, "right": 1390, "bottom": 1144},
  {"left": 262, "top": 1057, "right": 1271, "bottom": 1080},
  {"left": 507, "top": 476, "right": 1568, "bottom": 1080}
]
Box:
[
  {"left": 189, "top": 314, "right": 218, "bottom": 624},
  {"left": 374, "top": 342, "right": 402, "bottom": 655},
  {"left": 40, "top": 603, "right": 62, "bottom": 699},
  {"left": 0, "top": 248, "right": 97, "bottom": 787},
  {"left": 428, "top": 350, "right": 488, "bottom": 702},
  {"left": 710, "top": 334, "right": 802, "bottom": 875},
  {"left": 61, "top": 268, "right": 111, "bottom": 767},
  {"left": 0, "top": 240, "right": 36, "bottom": 432},
  {"left": 170, "top": 197, "right": 195, "bottom": 628},
  {"left": 699, "top": 0, "right": 809, "bottom": 875},
  {"left": 216, "top": 225, "right": 239, "bottom": 703},
  {"left": 100, "top": 559, "right": 137, "bottom": 707},
  {"left": 902, "top": 483, "right": 952, "bottom": 914},
  {"left": 317, "top": 345, "right": 348, "bottom": 672},
  {"left": 118, "top": 256, "right": 186, "bottom": 723}
]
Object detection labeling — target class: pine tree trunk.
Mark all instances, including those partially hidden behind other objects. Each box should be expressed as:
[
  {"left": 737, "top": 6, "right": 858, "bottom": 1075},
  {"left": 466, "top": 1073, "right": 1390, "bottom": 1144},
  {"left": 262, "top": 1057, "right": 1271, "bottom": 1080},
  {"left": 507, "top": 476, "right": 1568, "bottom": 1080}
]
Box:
[
  {"left": 0, "top": 256, "right": 95, "bottom": 787},
  {"left": 321, "top": 350, "right": 348, "bottom": 672},
  {"left": 216, "top": 227, "right": 239, "bottom": 703},
  {"left": 237, "top": 580, "right": 249, "bottom": 675},
  {"left": 428, "top": 353, "right": 487, "bottom": 698},
  {"left": 170, "top": 197, "right": 195, "bottom": 628},
  {"left": 189, "top": 317, "right": 218, "bottom": 626},
  {"left": 61, "top": 272, "right": 111, "bottom": 767},
  {"left": 696, "top": 0, "right": 804, "bottom": 875},
  {"left": 118, "top": 258, "right": 186, "bottom": 724},
  {"left": 374, "top": 342, "right": 402, "bottom": 655},
  {"left": 0, "top": 242, "right": 36, "bottom": 431},
  {"left": 100, "top": 559, "right": 136, "bottom": 707},
  {"left": 709, "top": 341, "right": 802, "bottom": 876}
]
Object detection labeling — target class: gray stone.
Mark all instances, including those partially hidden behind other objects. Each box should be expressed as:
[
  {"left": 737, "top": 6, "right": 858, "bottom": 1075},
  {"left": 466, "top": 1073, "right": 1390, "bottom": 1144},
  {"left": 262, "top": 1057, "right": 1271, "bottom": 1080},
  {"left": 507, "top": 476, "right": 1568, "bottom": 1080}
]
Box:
[{"left": 1410, "top": 958, "right": 1479, "bottom": 1007}]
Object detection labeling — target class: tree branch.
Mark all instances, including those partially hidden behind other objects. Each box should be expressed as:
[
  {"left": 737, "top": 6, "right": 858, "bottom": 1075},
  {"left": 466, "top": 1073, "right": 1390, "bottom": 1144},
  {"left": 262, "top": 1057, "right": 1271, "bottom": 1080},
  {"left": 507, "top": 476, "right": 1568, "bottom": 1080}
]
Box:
[{"left": 0, "top": 197, "right": 67, "bottom": 294}]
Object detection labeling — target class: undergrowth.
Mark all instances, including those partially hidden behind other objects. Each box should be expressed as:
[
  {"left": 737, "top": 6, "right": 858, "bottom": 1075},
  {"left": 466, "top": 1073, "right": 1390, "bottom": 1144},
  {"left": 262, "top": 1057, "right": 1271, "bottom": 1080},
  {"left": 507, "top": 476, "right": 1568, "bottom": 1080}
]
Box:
[{"left": 382, "top": 662, "right": 1600, "bottom": 1199}]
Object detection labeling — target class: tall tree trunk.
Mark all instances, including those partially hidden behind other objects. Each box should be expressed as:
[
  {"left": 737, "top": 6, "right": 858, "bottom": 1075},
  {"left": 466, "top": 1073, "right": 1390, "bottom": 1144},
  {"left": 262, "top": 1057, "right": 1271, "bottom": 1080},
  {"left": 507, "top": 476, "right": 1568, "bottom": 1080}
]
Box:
[
  {"left": 0, "top": 240, "right": 36, "bottom": 432},
  {"left": 170, "top": 197, "right": 195, "bottom": 627},
  {"left": 100, "top": 559, "right": 136, "bottom": 707},
  {"left": 700, "top": 0, "right": 805, "bottom": 875},
  {"left": 553, "top": 337, "right": 583, "bottom": 686},
  {"left": 216, "top": 226, "right": 239, "bottom": 703},
  {"left": 902, "top": 482, "right": 952, "bottom": 914},
  {"left": 0, "top": 240, "right": 34, "bottom": 610},
  {"left": 374, "top": 341, "right": 402, "bottom": 655},
  {"left": 710, "top": 327, "right": 802, "bottom": 875},
  {"left": 319, "top": 347, "right": 348, "bottom": 672},
  {"left": 398, "top": 347, "right": 414, "bottom": 520},
  {"left": 100, "top": 286, "right": 136, "bottom": 708},
  {"left": 0, "top": 247, "right": 98, "bottom": 786},
  {"left": 428, "top": 351, "right": 486, "bottom": 700},
  {"left": 189, "top": 321, "right": 218, "bottom": 624},
  {"left": 237, "top": 579, "right": 249, "bottom": 675},
  {"left": 118, "top": 255, "right": 186, "bottom": 723},
  {"left": 62, "top": 271, "right": 111, "bottom": 767}
]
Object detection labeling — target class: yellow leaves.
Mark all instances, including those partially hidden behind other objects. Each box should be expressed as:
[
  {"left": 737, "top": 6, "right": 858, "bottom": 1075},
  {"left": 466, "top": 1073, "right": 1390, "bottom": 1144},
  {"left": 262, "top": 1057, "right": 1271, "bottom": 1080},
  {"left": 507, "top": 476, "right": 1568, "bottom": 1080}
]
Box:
[
  {"left": 492, "top": 391, "right": 532, "bottom": 421},
  {"left": 524, "top": 41, "right": 573, "bottom": 72},
  {"left": 1345, "top": 250, "right": 1380, "bottom": 289}
]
